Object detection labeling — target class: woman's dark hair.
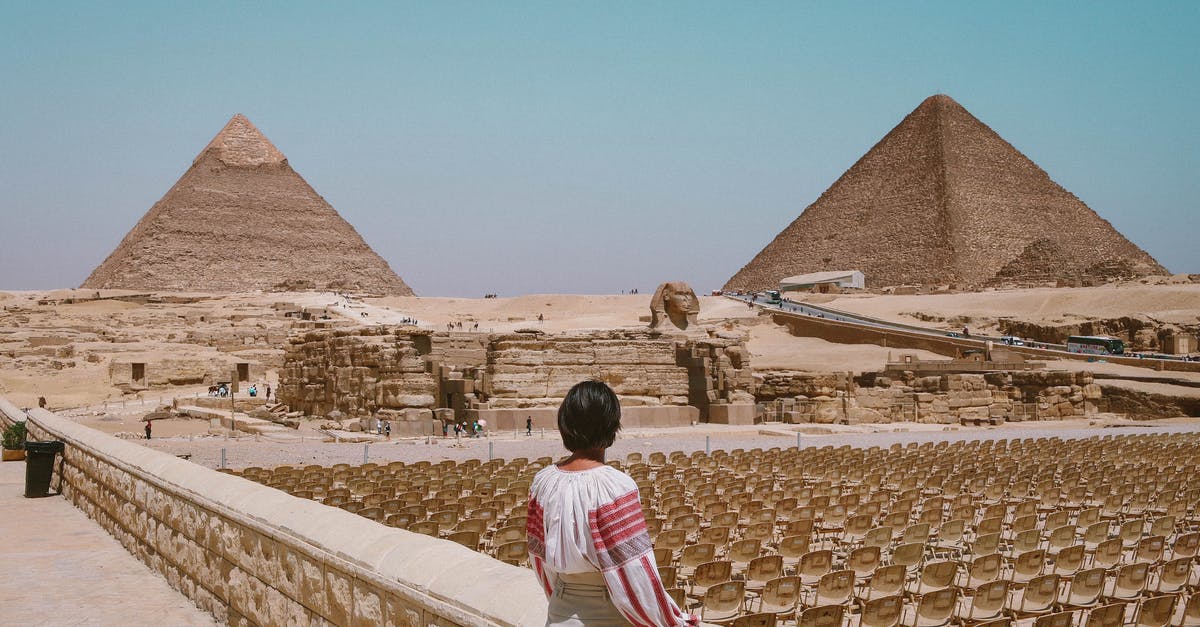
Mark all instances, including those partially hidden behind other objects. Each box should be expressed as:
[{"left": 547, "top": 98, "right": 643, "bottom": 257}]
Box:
[{"left": 557, "top": 380, "right": 622, "bottom": 452}]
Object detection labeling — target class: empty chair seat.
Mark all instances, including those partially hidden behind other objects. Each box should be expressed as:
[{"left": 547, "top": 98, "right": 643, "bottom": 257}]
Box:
[
  {"left": 854, "top": 593, "right": 902, "bottom": 624},
  {"left": 1010, "top": 574, "right": 1061, "bottom": 618},
  {"left": 954, "top": 579, "right": 1009, "bottom": 624},
  {"left": 1131, "top": 594, "right": 1176, "bottom": 627},
  {"left": 1062, "top": 567, "right": 1107, "bottom": 610},
  {"left": 754, "top": 575, "right": 801, "bottom": 621},
  {"left": 697, "top": 580, "right": 745, "bottom": 624},
  {"left": 1101, "top": 562, "right": 1150, "bottom": 602}
]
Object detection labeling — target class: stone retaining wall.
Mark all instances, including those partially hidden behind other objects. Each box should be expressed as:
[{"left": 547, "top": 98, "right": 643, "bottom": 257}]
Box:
[
  {"left": 2, "top": 398, "right": 546, "bottom": 626},
  {"left": 281, "top": 327, "right": 756, "bottom": 423},
  {"left": 761, "top": 371, "right": 1102, "bottom": 425}
]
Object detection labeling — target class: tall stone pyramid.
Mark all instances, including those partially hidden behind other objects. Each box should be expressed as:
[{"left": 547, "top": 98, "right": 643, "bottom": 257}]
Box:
[
  {"left": 724, "top": 95, "right": 1166, "bottom": 291},
  {"left": 83, "top": 114, "right": 414, "bottom": 295}
]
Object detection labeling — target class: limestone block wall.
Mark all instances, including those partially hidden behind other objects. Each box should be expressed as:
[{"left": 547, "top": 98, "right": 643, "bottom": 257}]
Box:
[
  {"left": 7, "top": 400, "right": 546, "bottom": 626},
  {"left": 281, "top": 327, "right": 756, "bottom": 423},
  {"left": 484, "top": 332, "right": 690, "bottom": 406},
  {"left": 764, "top": 371, "right": 1100, "bottom": 425},
  {"left": 279, "top": 327, "right": 437, "bottom": 417}
]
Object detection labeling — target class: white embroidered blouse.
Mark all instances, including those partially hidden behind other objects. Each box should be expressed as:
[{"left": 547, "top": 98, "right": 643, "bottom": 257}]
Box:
[{"left": 527, "top": 464, "right": 695, "bottom": 627}]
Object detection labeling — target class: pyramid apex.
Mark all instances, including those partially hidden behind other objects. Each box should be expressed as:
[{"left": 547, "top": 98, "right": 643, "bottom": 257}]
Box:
[
  {"left": 195, "top": 114, "right": 287, "bottom": 167},
  {"left": 917, "top": 93, "right": 964, "bottom": 110}
]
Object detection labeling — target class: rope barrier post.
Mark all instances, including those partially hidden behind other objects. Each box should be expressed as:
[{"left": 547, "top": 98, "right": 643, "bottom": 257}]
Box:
[
  {"left": 363, "top": 444, "right": 369, "bottom": 465},
  {"left": 220, "top": 448, "right": 226, "bottom": 469},
  {"left": 489, "top": 441, "right": 494, "bottom": 461},
  {"left": 797, "top": 431, "right": 802, "bottom": 450},
  {"left": 706, "top": 435, "right": 710, "bottom": 455}
]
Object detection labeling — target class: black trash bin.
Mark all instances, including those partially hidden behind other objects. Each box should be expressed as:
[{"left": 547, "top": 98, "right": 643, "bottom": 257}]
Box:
[{"left": 24, "top": 440, "right": 64, "bottom": 498}]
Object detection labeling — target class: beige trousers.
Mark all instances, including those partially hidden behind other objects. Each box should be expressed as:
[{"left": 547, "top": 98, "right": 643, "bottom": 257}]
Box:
[{"left": 546, "top": 571, "right": 632, "bottom": 627}]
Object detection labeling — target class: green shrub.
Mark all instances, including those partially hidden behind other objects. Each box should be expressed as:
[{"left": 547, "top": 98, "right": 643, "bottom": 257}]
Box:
[{"left": 2, "top": 421, "right": 27, "bottom": 449}]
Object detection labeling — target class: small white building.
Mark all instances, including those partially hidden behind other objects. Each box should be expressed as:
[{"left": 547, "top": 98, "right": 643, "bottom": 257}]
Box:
[{"left": 778, "top": 270, "right": 865, "bottom": 292}]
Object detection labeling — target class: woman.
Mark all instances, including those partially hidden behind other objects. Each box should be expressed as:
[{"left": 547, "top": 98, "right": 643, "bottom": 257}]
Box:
[{"left": 527, "top": 380, "right": 697, "bottom": 626}]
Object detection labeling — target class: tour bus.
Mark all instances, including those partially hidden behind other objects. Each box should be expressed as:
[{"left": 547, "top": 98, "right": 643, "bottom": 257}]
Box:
[
  {"left": 764, "top": 290, "right": 783, "bottom": 305},
  {"left": 1066, "top": 335, "right": 1125, "bottom": 356}
]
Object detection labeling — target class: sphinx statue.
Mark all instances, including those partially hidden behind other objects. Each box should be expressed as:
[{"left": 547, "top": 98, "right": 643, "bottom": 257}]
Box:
[{"left": 649, "top": 281, "right": 700, "bottom": 331}]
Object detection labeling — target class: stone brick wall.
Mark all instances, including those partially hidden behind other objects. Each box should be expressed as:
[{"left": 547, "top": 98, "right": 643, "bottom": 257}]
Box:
[
  {"left": 9, "top": 401, "right": 545, "bottom": 626},
  {"left": 279, "top": 327, "right": 438, "bottom": 417},
  {"left": 485, "top": 332, "right": 691, "bottom": 406},
  {"left": 281, "top": 327, "right": 756, "bottom": 423},
  {"left": 763, "top": 371, "right": 1101, "bottom": 425}
]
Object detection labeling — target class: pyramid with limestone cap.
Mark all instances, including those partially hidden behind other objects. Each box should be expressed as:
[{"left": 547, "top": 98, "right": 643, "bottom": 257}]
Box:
[
  {"left": 724, "top": 94, "right": 1166, "bottom": 291},
  {"left": 82, "top": 114, "right": 413, "bottom": 295}
]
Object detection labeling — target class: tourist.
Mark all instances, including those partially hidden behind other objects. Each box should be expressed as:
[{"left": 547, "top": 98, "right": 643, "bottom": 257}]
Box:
[
  {"left": 526, "top": 416, "right": 533, "bottom": 436},
  {"left": 144, "top": 420, "right": 152, "bottom": 440},
  {"left": 442, "top": 421, "right": 449, "bottom": 437},
  {"left": 249, "top": 384, "right": 257, "bottom": 398},
  {"left": 383, "top": 420, "right": 391, "bottom": 438},
  {"left": 265, "top": 384, "right": 272, "bottom": 401},
  {"left": 527, "top": 380, "right": 696, "bottom": 626}
]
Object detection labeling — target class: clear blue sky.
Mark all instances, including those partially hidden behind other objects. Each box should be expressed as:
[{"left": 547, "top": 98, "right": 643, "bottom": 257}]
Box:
[{"left": 1, "top": 2, "right": 1196, "bottom": 295}]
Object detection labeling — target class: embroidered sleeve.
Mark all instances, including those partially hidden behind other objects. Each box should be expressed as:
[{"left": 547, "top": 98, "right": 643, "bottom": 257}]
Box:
[
  {"left": 589, "top": 490, "right": 697, "bottom": 627},
  {"left": 526, "top": 495, "right": 553, "bottom": 597}
]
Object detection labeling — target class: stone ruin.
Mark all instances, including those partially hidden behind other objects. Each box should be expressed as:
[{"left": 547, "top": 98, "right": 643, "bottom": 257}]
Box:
[
  {"left": 756, "top": 369, "right": 1102, "bottom": 426},
  {"left": 278, "top": 326, "right": 757, "bottom": 435}
]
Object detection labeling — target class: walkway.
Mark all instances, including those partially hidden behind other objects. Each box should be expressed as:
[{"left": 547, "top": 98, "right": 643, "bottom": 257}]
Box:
[{"left": 0, "top": 459, "right": 216, "bottom": 626}]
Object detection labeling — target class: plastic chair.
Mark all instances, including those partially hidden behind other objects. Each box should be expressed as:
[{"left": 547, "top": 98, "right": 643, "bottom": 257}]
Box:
[
  {"left": 954, "top": 579, "right": 1009, "bottom": 624},
  {"left": 891, "top": 542, "right": 925, "bottom": 576},
  {"left": 1032, "top": 610, "right": 1076, "bottom": 627},
  {"left": 797, "top": 549, "right": 833, "bottom": 586},
  {"left": 863, "top": 564, "right": 907, "bottom": 602},
  {"left": 731, "top": 613, "right": 778, "bottom": 627},
  {"left": 679, "top": 543, "right": 718, "bottom": 580},
  {"left": 1092, "top": 538, "right": 1124, "bottom": 570},
  {"left": 777, "top": 534, "right": 811, "bottom": 572},
  {"left": 729, "top": 539, "right": 764, "bottom": 572},
  {"left": 689, "top": 560, "right": 733, "bottom": 599},
  {"left": 1130, "top": 535, "right": 1165, "bottom": 564},
  {"left": 804, "top": 568, "right": 855, "bottom": 608},
  {"left": 858, "top": 595, "right": 903, "bottom": 627},
  {"left": 1177, "top": 592, "right": 1200, "bottom": 627},
  {"left": 1082, "top": 602, "right": 1128, "bottom": 627},
  {"left": 754, "top": 576, "right": 801, "bottom": 621},
  {"left": 1049, "top": 544, "right": 1085, "bottom": 577},
  {"left": 744, "top": 555, "right": 784, "bottom": 595},
  {"left": 1131, "top": 594, "right": 1176, "bottom": 627},
  {"left": 1010, "top": 549, "right": 1047, "bottom": 585},
  {"left": 1172, "top": 531, "right": 1199, "bottom": 559},
  {"left": 1101, "top": 562, "right": 1150, "bottom": 602},
  {"left": 698, "top": 580, "right": 746, "bottom": 624},
  {"left": 906, "top": 560, "right": 956, "bottom": 597},
  {"left": 1062, "top": 567, "right": 1106, "bottom": 609},
  {"left": 904, "top": 587, "right": 957, "bottom": 627},
  {"left": 847, "top": 545, "right": 882, "bottom": 580},
  {"left": 797, "top": 604, "right": 845, "bottom": 627},
  {"left": 494, "top": 540, "right": 527, "bottom": 565},
  {"left": 962, "top": 552, "right": 1003, "bottom": 589},
  {"left": 1010, "top": 573, "right": 1061, "bottom": 618},
  {"left": 446, "top": 530, "right": 480, "bottom": 550},
  {"left": 1146, "top": 556, "right": 1190, "bottom": 595}
]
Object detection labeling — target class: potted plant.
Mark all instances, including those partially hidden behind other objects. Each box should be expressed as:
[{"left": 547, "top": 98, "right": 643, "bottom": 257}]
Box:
[{"left": 2, "top": 421, "right": 27, "bottom": 461}]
